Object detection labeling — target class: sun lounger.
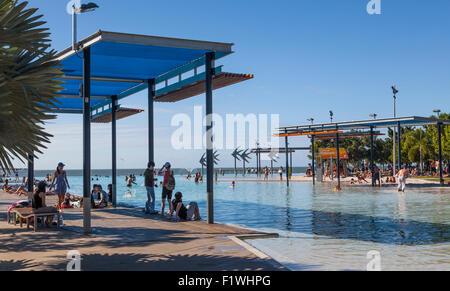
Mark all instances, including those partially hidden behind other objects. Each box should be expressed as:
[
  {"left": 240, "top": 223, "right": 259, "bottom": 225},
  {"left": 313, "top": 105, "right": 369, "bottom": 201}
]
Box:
[{"left": 7, "top": 207, "right": 60, "bottom": 232}]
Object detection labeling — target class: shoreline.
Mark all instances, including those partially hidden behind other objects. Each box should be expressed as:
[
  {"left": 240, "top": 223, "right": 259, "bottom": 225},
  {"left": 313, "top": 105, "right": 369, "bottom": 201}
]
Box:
[{"left": 216, "top": 176, "right": 449, "bottom": 188}]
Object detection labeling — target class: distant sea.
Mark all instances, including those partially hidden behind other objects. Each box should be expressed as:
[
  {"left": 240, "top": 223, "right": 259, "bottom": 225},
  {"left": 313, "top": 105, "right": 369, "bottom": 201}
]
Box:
[{"left": 9, "top": 167, "right": 308, "bottom": 177}]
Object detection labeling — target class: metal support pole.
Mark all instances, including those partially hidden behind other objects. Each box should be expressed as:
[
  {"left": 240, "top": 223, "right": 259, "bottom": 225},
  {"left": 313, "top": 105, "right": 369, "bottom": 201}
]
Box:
[
  {"left": 205, "top": 52, "right": 215, "bottom": 224},
  {"left": 72, "top": 7, "right": 77, "bottom": 51},
  {"left": 148, "top": 79, "right": 155, "bottom": 163},
  {"left": 336, "top": 132, "right": 340, "bottom": 189},
  {"left": 393, "top": 95, "right": 396, "bottom": 175},
  {"left": 370, "top": 126, "right": 375, "bottom": 187},
  {"left": 82, "top": 47, "right": 91, "bottom": 234},
  {"left": 27, "top": 154, "right": 34, "bottom": 201},
  {"left": 111, "top": 95, "right": 117, "bottom": 207},
  {"left": 397, "top": 121, "right": 401, "bottom": 170},
  {"left": 256, "top": 150, "right": 259, "bottom": 177},
  {"left": 311, "top": 135, "right": 315, "bottom": 185},
  {"left": 285, "top": 132, "right": 289, "bottom": 186},
  {"left": 290, "top": 151, "right": 293, "bottom": 179},
  {"left": 438, "top": 122, "right": 444, "bottom": 186}
]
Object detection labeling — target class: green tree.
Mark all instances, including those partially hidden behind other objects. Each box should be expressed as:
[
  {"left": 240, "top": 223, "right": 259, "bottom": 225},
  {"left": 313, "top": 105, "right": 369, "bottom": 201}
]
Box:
[
  {"left": 0, "top": 0, "right": 62, "bottom": 172},
  {"left": 425, "top": 113, "right": 449, "bottom": 162},
  {"left": 403, "top": 128, "right": 432, "bottom": 172}
]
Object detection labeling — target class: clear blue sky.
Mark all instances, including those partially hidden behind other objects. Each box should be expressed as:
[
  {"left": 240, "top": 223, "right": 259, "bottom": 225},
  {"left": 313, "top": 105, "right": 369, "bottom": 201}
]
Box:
[{"left": 23, "top": 0, "right": 450, "bottom": 170}]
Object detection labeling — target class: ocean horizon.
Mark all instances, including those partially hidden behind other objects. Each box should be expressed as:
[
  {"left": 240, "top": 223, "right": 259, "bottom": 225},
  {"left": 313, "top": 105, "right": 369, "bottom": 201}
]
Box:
[{"left": 7, "top": 167, "right": 308, "bottom": 177}]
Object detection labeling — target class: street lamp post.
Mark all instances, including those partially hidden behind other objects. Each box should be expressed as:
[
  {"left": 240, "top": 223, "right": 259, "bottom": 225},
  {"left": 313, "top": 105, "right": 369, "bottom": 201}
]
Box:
[
  {"left": 329, "top": 111, "right": 334, "bottom": 123},
  {"left": 391, "top": 86, "right": 398, "bottom": 175},
  {"left": 369, "top": 113, "right": 377, "bottom": 120},
  {"left": 72, "top": 2, "right": 99, "bottom": 51},
  {"left": 433, "top": 109, "right": 441, "bottom": 117}
]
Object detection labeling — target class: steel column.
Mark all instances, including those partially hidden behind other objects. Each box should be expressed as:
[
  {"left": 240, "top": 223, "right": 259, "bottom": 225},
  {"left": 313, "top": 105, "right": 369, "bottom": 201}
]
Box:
[
  {"left": 370, "top": 126, "right": 375, "bottom": 187},
  {"left": 336, "top": 132, "right": 340, "bottom": 189},
  {"left": 27, "top": 154, "right": 34, "bottom": 200},
  {"left": 397, "top": 121, "right": 401, "bottom": 170},
  {"left": 82, "top": 47, "right": 91, "bottom": 234},
  {"left": 290, "top": 151, "right": 293, "bottom": 179},
  {"left": 311, "top": 135, "right": 315, "bottom": 185},
  {"left": 111, "top": 95, "right": 117, "bottom": 207},
  {"left": 205, "top": 52, "right": 215, "bottom": 224},
  {"left": 438, "top": 122, "right": 444, "bottom": 186},
  {"left": 148, "top": 79, "right": 155, "bottom": 163},
  {"left": 285, "top": 131, "right": 289, "bottom": 186}
]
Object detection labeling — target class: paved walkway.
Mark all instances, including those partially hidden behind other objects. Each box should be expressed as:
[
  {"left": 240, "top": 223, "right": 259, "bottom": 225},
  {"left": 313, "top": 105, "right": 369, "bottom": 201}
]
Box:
[{"left": 0, "top": 191, "right": 284, "bottom": 271}]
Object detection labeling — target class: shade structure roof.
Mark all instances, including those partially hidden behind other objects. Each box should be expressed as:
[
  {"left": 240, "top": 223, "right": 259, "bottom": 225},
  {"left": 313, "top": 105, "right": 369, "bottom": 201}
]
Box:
[
  {"left": 155, "top": 72, "right": 254, "bottom": 103},
  {"left": 54, "top": 30, "right": 236, "bottom": 112},
  {"left": 91, "top": 107, "right": 143, "bottom": 123},
  {"left": 277, "top": 116, "right": 450, "bottom": 135}
]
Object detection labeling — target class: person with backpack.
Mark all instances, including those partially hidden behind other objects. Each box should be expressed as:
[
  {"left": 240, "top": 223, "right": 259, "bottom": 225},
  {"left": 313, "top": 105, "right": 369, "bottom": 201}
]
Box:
[{"left": 161, "top": 162, "right": 175, "bottom": 216}]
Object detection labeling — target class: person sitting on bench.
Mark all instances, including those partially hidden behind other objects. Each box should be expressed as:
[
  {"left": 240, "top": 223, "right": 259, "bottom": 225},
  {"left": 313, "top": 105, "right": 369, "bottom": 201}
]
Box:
[{"left": 32, "top": 181, "right": 57, "bottom": 227}]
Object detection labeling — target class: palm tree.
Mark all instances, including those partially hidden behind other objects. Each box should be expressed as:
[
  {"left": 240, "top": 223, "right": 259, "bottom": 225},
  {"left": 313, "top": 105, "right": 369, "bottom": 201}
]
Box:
[
  {"left": 404, "top": 129, "right": 431, "bottom": 174},
  {"left": 0, "top": 0, "right": 62, "bottom": 173}
]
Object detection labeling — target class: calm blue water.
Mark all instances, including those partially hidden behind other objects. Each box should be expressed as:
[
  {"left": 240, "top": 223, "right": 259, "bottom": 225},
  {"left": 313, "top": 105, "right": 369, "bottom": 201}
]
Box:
[{"left": 36, "top": 174, "right": 450, "bottom": 270}]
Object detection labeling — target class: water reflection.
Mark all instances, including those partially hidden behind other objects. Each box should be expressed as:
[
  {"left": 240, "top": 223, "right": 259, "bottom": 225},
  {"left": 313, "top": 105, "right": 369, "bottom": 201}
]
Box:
[{"left": 210, "top": 197, "right": 450, "bottom": 246}]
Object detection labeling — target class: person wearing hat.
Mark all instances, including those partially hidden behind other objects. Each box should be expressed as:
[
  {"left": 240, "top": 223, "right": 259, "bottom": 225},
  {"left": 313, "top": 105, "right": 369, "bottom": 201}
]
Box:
[
  {"left": 143, "top": 161, "right": 158, "bottom": 214},
  {"left": 161, "top": 162, "right": 175, "bottom": 216},
  {"left": 49, "top": 162, "right": 70, "bottom": 209}
]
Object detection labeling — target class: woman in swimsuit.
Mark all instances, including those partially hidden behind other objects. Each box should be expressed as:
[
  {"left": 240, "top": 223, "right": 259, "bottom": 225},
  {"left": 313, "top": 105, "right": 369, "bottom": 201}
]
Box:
[{"left": 49, "top": 162, "right": 70, "bottom": 209}]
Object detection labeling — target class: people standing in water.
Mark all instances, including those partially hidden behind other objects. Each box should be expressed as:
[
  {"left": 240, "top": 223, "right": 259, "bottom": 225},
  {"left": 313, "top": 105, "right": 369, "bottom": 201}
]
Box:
[
  {"left": 373, "top": 165, "right": 381, "bottom": 186},
  {"left": 161, "top": 162, "right": 175, "bottom": 216},
  {"left": 126, "top": 175, "right": 136, "bottom": 187},
  {"left": 278, "top": 166, "right": 283, "bottom": 181},
  {"left": 264, "top": 167, "right": 269, "bottom": 180},
  {"left": 144, "top": 161, "right": 158, "bottom": 214},
  {"left": 49, "top": 162, "right": 70, "bottom": 209},
  {"left": 396, "top": 166, "right": 408, "bottom": 192}
]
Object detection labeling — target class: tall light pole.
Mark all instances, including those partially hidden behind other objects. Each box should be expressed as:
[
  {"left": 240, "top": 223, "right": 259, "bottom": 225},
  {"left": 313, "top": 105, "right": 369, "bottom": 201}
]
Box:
[
  {"left": 433, "top": 109, "right": 441, "bottom": 117},
  {"left": 391, "top": 86, "right": 398, "bottom": 175},
  {"left": 72, "top": 2, "right": 99, "bottom": 51},
  {"left": 329, "top": 111, "right": 334, "bottom": 123},
  {"left": 307, "top": 118, "right": 314, "bottom": 124},
  {"left": 369, "top": 113, "right": 377, "bottom": 120}
]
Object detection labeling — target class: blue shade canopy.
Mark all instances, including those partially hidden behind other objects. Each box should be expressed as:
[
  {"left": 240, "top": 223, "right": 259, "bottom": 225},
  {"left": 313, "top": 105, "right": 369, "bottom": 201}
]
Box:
[
  {"left": 53, "top": 97, "right": 105, "bottom": 113},
  {"left": 55, "top": 30, "right": 234, "bottom": 112},
  {"left": 59, "top": 78, "right": 140, "bottom": 97}
]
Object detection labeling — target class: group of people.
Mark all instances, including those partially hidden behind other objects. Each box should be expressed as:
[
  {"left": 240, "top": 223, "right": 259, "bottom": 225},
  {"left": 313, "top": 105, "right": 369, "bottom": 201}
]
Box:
[{"left": 143, "top": 161, "right": 201, "bottom": 221}]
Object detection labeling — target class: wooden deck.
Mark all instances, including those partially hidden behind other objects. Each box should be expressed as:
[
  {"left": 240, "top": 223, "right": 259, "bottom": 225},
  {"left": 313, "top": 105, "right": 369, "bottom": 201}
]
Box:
[{"left": 0, "top": 190, "right": 284, "bottom": 271}]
